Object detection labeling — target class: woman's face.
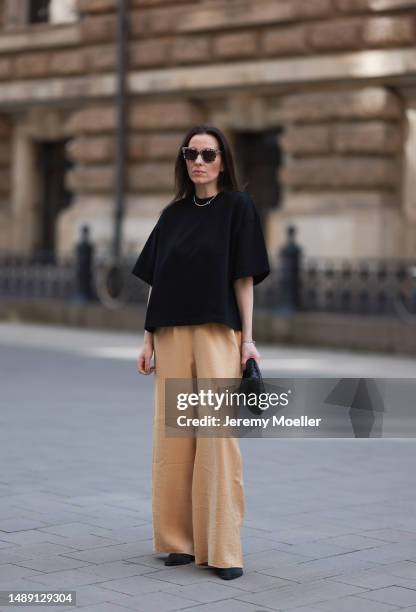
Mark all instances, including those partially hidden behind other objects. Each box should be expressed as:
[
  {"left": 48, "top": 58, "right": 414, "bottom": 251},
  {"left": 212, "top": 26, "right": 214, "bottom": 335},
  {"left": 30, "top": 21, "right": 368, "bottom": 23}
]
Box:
[{"left": 185, "top": 133, "right": 224, "bottom": 189}]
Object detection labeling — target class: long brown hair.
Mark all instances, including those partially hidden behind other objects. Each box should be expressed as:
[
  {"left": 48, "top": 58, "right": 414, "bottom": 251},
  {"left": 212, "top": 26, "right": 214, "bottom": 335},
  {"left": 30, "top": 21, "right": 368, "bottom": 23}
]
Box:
[{"left": 161, "top": 125, "right": 244, "bottom": 213}]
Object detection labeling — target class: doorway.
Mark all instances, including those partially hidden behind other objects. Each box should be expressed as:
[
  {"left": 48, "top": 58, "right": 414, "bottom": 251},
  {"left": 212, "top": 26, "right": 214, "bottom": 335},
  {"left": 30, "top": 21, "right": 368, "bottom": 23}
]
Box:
[
  {"left": 233, "top": 128, "right": 283, "bottom": 227},
  {"left": 34, "top": 140, "right": 73, "bottom": 262}
]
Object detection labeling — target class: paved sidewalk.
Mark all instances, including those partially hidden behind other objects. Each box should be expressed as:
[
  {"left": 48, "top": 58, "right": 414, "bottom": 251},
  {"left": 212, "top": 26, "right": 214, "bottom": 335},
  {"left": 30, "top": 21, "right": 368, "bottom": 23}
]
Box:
[{"left": 0, "top": 322, "right": 416, "bottom": 611}]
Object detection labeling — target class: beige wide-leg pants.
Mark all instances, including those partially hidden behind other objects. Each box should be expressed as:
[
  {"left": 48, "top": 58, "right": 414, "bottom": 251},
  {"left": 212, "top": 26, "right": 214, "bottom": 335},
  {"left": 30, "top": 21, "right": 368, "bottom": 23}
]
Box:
[{"left": 152, "top": 323, "right": 245, "bottom": 569}]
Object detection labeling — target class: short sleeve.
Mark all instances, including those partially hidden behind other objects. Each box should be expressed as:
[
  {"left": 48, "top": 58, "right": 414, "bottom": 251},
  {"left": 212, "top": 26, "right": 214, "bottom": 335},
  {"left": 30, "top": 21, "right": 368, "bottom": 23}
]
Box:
[
  {"left": 131, "top": 219, "right": 161, "bottom": 286},
  {"left": 231, "top": 194, "right": 270, "bottom": 286}
]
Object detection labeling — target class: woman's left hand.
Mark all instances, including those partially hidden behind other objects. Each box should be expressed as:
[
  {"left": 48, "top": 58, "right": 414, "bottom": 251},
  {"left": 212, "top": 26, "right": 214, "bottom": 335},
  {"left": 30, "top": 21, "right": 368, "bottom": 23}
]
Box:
[{"left": 241, "top": 341, "right": 261, "bottom": 370}]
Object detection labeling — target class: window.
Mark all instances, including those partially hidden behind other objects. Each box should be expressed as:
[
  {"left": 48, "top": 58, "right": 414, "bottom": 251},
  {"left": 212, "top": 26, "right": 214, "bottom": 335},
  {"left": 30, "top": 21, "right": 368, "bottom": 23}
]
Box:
[
  {"left": 28, "top": 0, "right": 50, "bottom": 24},
  {"left": 234, "top": 128, "right": 284, "bottom": 228},
  {"left": 4, "top": 0, "right": 77, "bottom": 28}
]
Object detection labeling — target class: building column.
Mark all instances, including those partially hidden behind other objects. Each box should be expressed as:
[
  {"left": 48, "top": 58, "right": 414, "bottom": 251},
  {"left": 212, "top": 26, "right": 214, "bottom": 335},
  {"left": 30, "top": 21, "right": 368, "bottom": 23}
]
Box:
[
  {"left": 4, "top": 0, "right": 29, "bottom": 29},
  {"left": 395, "top": 88, "right": 416, "bottom": 257},
  {"left": 10, "top": 123, "right": 38, "bottom": 254},
  {"left": 403, "top": 95, "right": 416, "bottom": 224}
]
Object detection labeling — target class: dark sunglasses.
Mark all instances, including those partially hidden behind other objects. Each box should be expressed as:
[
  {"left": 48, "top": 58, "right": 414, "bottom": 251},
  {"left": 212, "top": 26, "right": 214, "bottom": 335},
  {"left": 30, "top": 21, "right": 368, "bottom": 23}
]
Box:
[{"left": 182, "top": 146, "right": 222, "bottom": 163}]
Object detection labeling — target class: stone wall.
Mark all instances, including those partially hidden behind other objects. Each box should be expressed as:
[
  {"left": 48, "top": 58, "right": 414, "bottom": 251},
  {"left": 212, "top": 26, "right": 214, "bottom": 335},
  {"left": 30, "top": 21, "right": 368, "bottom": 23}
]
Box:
[
  {"left": 65, "top": 99, "right": 204, "bottom": 195},
  {"left": 68, "top": 0, "right": 416, "bottom": 257},
  {"left": 269, "top": 86, "right": 406, "bottom": 257},
  {"left": 280, "top": 87, "right": 402, "bottom": 191},
  {"left": 76, "top": 0, "right": 416, "bottom": 69},
  {"left": 0, "top": 0, "right": 415, "bottom": 257}
]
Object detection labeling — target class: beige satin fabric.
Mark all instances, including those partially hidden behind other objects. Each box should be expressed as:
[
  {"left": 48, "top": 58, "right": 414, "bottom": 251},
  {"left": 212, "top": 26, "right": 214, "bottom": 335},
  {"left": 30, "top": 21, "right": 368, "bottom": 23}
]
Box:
[{"left": 152, "top": 323, "right": 245, "bottom": 568}]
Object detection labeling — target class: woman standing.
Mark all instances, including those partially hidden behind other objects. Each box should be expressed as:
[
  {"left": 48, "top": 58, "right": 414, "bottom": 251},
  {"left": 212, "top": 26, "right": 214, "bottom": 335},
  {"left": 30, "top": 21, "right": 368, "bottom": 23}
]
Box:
[{"left": 132, "top": 125, "right": 270, "bottom": 580}]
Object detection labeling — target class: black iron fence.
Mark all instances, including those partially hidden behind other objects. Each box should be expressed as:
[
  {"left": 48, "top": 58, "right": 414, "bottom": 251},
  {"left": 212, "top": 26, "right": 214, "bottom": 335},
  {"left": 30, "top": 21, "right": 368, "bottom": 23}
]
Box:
[
  {"left": 301, "top": 258, "right": 416, "bottom": 316},
  {"left": 0, "top": 250, "right": 148, "bottom": 305},
  {"left": 1, "top": 226, "right": 416, "bottom": 319},
  {"left": 254, "top": 256, "right": 416, "bottom": 317},
  {"left": 0, "top": 251, "right": 76, "bottom": 300}
]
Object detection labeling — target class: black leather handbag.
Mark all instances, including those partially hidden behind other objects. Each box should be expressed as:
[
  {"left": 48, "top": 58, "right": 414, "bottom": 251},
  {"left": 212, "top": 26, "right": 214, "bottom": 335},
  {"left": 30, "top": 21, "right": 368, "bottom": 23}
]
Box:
[{"left": 238, "top": 357, "right": 265, "bottom": 416}]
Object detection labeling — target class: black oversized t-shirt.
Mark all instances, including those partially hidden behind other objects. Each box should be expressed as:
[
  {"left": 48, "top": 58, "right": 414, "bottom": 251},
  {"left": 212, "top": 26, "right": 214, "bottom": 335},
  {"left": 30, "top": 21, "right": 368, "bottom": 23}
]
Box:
[{"left": 131, "top": 189, "right": 270, "bottom": 333}]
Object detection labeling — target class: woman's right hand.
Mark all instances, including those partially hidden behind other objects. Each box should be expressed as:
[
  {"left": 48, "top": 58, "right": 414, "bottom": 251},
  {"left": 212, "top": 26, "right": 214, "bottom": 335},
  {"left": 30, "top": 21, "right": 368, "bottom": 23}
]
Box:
[{"left": 137, "top": 342, "right": 155, "bottom": 375}]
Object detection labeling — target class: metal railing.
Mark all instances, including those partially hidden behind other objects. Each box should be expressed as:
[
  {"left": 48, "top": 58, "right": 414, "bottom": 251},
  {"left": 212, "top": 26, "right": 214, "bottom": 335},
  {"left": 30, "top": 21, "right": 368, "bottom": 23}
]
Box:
[
  {"left": 1, "top": 229, "right": 416, "bottom": 320},
  {"left": 300, "top": 258, "right": 416, "bottom": 316},
  {"left": 0, "top": 250, "right": 148, "bottom": 305},
  {"left": 254, "top": 257, "right": 416, "bottom": 317},
  {"left": 0, "top": 251, "right": 76, "bottom": 300}
]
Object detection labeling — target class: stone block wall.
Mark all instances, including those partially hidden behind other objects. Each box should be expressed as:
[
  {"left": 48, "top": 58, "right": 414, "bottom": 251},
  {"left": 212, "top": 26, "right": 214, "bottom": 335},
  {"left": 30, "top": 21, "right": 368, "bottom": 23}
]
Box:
[
  {"left": 58, "top": 1, "right": 208, "bottom": 254},
  {"left": 63, "top": 0, "right": 415, "bottom": 205},
  {"left": 268, "top": 86, "right": 407, "bottom": 258},
  {"left": 75, "top": 0, "right": 416, "bottom": 69},
  {"left": 279, "top": 87, "right": 403, "bottom": 192},
  {"left": 65, "top": 99, "right": 204, "bottom": 195},
  {"left": 0, "top": 0, "right": 415, "bottom": 257}
]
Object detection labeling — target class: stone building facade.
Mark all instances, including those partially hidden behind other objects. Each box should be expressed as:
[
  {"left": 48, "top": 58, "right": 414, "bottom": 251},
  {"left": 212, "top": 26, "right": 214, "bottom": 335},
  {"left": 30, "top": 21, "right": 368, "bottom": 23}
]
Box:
[{"left": 0, "top": 0, "right": 415, "bottom": 261}]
